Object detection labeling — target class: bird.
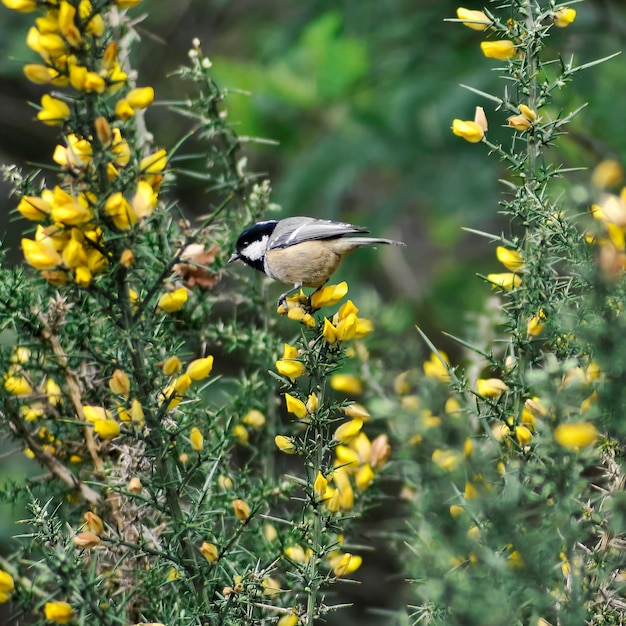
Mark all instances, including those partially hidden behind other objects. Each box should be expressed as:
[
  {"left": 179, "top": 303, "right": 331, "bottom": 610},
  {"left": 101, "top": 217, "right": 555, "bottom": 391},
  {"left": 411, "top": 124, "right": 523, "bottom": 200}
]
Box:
[{"left": 229, "top": 216, "right": 405, "bottom": 306}]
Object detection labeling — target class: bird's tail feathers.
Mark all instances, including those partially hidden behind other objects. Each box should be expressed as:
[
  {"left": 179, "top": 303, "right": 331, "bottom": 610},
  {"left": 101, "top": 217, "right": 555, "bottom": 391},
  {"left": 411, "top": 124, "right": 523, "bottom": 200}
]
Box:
[{"left": 344, "top": 237, "right": 405, "bottom": 248}]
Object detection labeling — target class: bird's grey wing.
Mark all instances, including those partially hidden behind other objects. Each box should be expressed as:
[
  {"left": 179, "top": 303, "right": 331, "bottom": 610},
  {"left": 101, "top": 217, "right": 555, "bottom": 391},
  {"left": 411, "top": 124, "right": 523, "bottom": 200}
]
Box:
[{"left": 269, "top": 217, "right": 369, "bottom": 249}]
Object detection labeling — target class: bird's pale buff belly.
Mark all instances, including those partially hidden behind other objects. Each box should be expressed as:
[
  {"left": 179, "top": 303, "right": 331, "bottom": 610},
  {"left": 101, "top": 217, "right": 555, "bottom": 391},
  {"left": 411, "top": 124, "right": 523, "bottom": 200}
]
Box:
[{"left": 265, "top": 241, "right": 344, "bottom": 287}]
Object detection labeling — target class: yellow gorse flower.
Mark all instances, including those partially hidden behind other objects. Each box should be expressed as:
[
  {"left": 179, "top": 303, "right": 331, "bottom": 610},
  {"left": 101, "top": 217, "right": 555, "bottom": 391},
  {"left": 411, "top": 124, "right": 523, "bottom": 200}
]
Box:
[
  {"left": 487, "top": 272, "right": 522, "bottom": 290},
  {"left": 334, "top": 418, "right": 364, "bottom": 443},
  {"left": 311, "top": 281, "right": 348, "bottom": 309},
  {"left": 232, "top": 498, "right": 251, "bottom": 522},
  {"left": 329, "top": 552, "right": 362, "bottom": 577},
  {"left": 554, "top": 422, "right": 598, "bottom": 449},
  {"left": 189, "top": 426, "right": 204, "bottom": 452},
  {"left": 0, "top": 569, "right": 15, "bottom": 604},
  {"left": 330, "top": 373, "right": 363, "bottom": 395},
  {"left": 496, "top": 246, "right": 523, "bottom": 271},
  {"left": 2, "top": 0, "right": 37, "bottom": 11},
  {"left": 451, "top": 119, "right": 485, "bottom": 143},
  {"left": 275, "top": 435, "right": 297, "bottom": 454},
  {"left": 285, "top": 393, "right": 308, "bottom": 419},
  {"left": 44, "top": 601, "right": 76, "bottom": 624},
  {"left": 93, "top": 418, "right": 121, "bottom": 439},
  {"left": 157, "top": 287, "right": 188, "bottom": 313},
  {"left": 186, "top": 356, "right": 214, "bottom": 380},
  {"left": 37, "top": 94, "right": 71, "bottom": 126},
  {"left": 200, "top": 541, "right": 219, "bottom": 563},
  {"left": 554, "top": 7, "right": 576, "bottom": 27},
  {"left": 480, "top": 39, "right": 517, "bottom": 61},
  {"left": 476, "top": 377, "right": 508, "bottom": 398},
  {"left": 480, "top": 40, "right": 516, "bottom": 60},
  {"left": 456, "top": 7, "right": 490, "bottom": 31},
  {"left": 423, "top": 351, "right": 451, "bottom": 381}
]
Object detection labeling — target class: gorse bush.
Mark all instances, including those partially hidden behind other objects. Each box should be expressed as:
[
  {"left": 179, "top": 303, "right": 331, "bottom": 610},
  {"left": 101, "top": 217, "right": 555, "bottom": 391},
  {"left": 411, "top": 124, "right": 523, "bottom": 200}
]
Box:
[
  {"left": 0, "top": 1, "right": 391, "bottom": 625},
  {"left": 398, "top": 2, "right": 626, "bottom": 626}
]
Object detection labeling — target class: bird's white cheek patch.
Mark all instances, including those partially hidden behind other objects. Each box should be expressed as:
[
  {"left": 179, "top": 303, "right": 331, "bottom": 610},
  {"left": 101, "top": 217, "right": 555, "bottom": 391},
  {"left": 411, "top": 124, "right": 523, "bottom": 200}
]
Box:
[{"left": 242, "top": 236, "right": 268, "bottom": 262}]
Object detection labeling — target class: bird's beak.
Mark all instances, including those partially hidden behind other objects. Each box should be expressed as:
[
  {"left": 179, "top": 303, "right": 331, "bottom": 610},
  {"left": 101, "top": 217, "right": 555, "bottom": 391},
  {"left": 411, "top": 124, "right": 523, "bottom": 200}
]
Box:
[{"left": 228, "top": 252, "right": 240, "bottom": 264}]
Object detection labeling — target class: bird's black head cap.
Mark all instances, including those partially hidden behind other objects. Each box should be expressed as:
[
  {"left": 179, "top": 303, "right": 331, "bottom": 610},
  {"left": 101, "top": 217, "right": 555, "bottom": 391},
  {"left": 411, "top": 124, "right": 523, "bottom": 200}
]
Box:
[{"left": 231, "top": 220, "right": 278, "bottom": 273}]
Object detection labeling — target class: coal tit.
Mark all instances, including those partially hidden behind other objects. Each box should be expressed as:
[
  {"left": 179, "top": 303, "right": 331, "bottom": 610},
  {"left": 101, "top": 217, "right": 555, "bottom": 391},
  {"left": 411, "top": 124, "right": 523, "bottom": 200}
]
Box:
[{"left": 229, "top": 216, "right": 405, "bottom": 305}]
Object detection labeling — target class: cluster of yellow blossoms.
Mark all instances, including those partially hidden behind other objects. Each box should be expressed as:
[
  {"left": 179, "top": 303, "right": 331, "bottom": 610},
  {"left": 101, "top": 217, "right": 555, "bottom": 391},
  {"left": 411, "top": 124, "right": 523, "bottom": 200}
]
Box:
[
  {"left": 272, "top": 282, "right": 390, "bottom": 584},
  {"left": 3, "top": 0, "right": 167, "bottom": 289},
  {"left": 451, "top": 3, "right": 574, "bottom": 144}
]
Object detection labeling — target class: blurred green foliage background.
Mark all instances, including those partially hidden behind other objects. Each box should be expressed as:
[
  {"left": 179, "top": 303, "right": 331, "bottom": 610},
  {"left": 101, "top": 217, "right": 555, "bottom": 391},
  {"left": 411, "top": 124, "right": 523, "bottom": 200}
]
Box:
[{"left": 0, "top": 1, "right": 625, "bottom": 622}]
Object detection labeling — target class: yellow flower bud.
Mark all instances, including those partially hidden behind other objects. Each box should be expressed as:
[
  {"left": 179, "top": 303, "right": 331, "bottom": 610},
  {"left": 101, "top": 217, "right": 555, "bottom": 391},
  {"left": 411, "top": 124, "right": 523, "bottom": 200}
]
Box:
[
  {"left": 515, "top": 425, "right": 533, "bottom": 445},
  {"left": 334, "top": 418, "right": 363, "bottom": 443},
  {"left": 232, "top": 498, "right": 251, "bottom": 522},
  {"left": 275, "top": 359, "right": 306, "bottom": 379},
  {"left": 451, "top": 119, "right": 485, "bottom": 143},
  {"left": 120, "top": 248, "right": 135, "bottom": 267},
  {"left": 311, "top": 281, "right": 348, "bottom": 309},
  {"left": 592, "top": 160, "right": 623, "bottom": 189},
  {"left": 189, "top": 426, "right": 204, "bottom": 451},
  {"left": 449, "top": 504, "right": 465, "bottom": 518},
  {"left": 200, "top": 541, "right": 219, "bottom": 563},
  {"left": 330, "top": 374, "right": 363, "bottom": 395},
  {"left": 74, "top": 265, "right": 92, "bottom": 288},
  {"left": 275, "top": 435, "right": 297, "bottom": 454},
  {"left": 0, "top": 569, "right": 14, "bottom": 603},
  {"left": 44, "top": 601, "right": 75, "bottom": 623},
  {"left": 330, "top": 552, "right": 362, "bottom": 577},
  {"left": 93, "top": 419, "right": 120, "bottom": 439},
  {"left": 132, "top": 180, "right": 158, "bottom": 219},
  {"left": 4, "top": 375, "right": 33, "bottom": 396},
  {"left": 322, "top": 318, "right": 337, "bottom": 343},
  {"left": 487, "top": 272, "right": 522, "bottom": 290},
  {"left": 37, "top": 94, "right": 70, "bottom": 126},
  {"left": 242, "top": 409, "right": 266, "bottom": 428},
  {"left": 518, "top": 104, "right": 537, "bottom": 121},
  {"left": 335, "top": 312, "right": 358, "bottom": 341},
  {"left": 553, "top": 7, "right": 576, "bottom": 27},
  {"left": 17, "top": 195, "right": 51, "bottom": 221},
  {"left": 355, "top": 464, "right": 375, "bottom": 490},
  {"left": 140, "top": 149, "right": 167, "bottom": 174},
  {"left": 128, "top": 398, "right": 144, "bottom": 424},
  {"left": 456, "top": 7, "right": 490, "bottom": 30},
  {"left": 82, "top": 405, "right": 111, "bottom": 422},
  {"left": 480, "top": 40, "right": 516, "bottom": 60},
  {"left": 126, "top": 86, "right": 155, "bottom": 109},
  {"left": 314, "top": 471, "right": 328, "bottom": 498},
  {"left": 115, "top": 98, "right": 134, "bottom": 120},
  {"left": 527, "top": 310, "right": 546, "bottom": 337},
  {"left": 306, "top": 393, "right": 319, "bottom": 414},
  {"left": 370, "top": 434, "right": 391, "bottom": 469},
  {"left": 2, "top": 0, "right": 37, "bottom": 11},
  {"left": 104, "top": 192, "right": 137, "bottom": 231},
  {"left": 277, "top": 614, "right": 299, "bottom": 626},
  {"left": 22, "top": 237, "right": 62, "bottom": 270},
  {"left": 464, "top": 482, "right": 479, "bottom": 500},
  {"left": 432, "top": 448, "right": 460, "bottom": 472},
  {"left": 127, "top": 477, "right": 142, "bottom": 493},
  {"left": 84, "top": 511, "right": 104, "bottom": 534},
  {"left": 496, "top": 246, "right": 523, "bottom": 271},
  {"left": 109, "top": 369, "right": 130, "bottom": 397},
  {"left": 285, "top": 393, "right": 307, "bottom": 419},
  {"left": 157, "top": 288, "right": 188, "bottom": 313},
  {"left": 186, "top": 356, "right": 214, "bottom": 380},
  {"left": 423, "top": 351, "right": 451, "bottom": 380},
  {"left": 507, "top": 114, "right": 532, "bottom": 131},
  {"left": 554, "top": 422, "right": 598, "bottom": 449},
  {"left": 476, "top": 378, "right": 508, "bottom": 398},
  {"left": 162, "top": 356, "right": 182, "bottom": 376}
]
